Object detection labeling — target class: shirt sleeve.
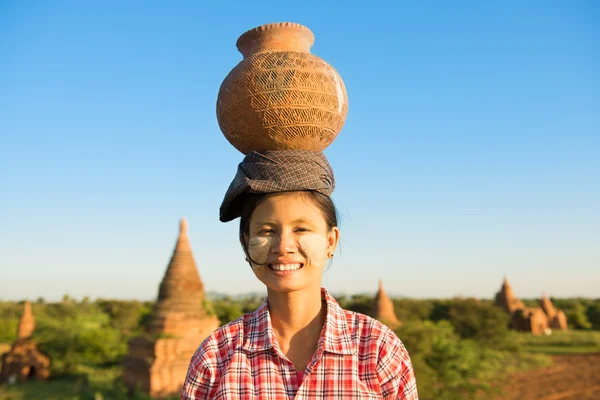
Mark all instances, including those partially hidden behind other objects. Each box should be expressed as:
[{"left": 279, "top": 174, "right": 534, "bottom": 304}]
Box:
[
  {"left": 376, "top": 328, "right": 419, "bottom": 400},
  {"left": 181, "top": 350, "right": 218, "bottom": 400}
]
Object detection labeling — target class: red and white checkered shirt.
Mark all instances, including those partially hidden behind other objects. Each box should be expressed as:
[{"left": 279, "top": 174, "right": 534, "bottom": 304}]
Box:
[{"left": 182, "top": 288, "right": 419, "bottom": 399}]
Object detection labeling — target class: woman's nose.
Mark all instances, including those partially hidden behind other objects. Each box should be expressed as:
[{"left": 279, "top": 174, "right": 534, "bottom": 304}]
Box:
[{"left": 272, "top": 231, "right": 297, "bottom": 254}]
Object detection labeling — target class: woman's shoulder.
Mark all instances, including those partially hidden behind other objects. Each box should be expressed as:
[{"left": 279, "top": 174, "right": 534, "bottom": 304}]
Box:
[
  {"left": 340, "top": 309, "right": 408, "bottom": 352},
  {"left": 324, "top": 289, "right": 406, "bottom": 352},
  {"left": 341, "top": 309, "right": 415, "bottom": 386},
  {"left": 341, "top": 308, "right": 393, "bottom": 335},
  {"left": 190, "top": 312, "right": 254, "bottom": 366}
]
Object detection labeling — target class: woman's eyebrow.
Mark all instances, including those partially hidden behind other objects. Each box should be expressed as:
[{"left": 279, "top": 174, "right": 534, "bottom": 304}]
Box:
[{"left": 251, "top": 220, "right": 277, "bottom": 226}]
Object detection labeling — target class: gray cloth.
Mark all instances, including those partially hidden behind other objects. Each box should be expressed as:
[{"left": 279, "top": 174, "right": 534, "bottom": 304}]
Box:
[{"left": 219, "top": 150, "right": 335, "bottom": 222}]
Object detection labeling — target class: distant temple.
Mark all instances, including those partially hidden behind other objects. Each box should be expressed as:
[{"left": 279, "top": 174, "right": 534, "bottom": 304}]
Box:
[
  {"left": 0, "top": 302, "right": 50, "bottom": 382},
  {"left": 540, "top": 293, "right": 568, "bottom": 330},
  {"left": 122, "top": 218, "right": 220, "bottom": 398},
  {"left": 494, "top": 277, "right": 567, "bottom": 334},
  {"left": 371, "top": 280, "right": 402, "bottom": 329},
  {"left": 495, "top": 276, "right": 525, "bottom": 314}
]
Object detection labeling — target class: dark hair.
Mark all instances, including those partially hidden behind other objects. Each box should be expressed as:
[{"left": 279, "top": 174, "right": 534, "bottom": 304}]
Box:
[{"left": 239, "top": 191, "right": 339, "bottom": 266}]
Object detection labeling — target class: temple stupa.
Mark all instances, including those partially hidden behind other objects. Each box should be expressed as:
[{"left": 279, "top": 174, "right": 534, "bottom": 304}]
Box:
[
  {"left": 0, "top": 302, "right": 50, "bottom": 382},
  {"left": 371, "top": 280, "right": 402, "bottom": 329},
  {"left": 122, "top": 218, "right": 220, "bottom": 397},
  {"left": 494, "top": 276, "right": 526, "bottom": 314},
  {"left": 540, "top": 293, "right": 568, "bottom": 330}
]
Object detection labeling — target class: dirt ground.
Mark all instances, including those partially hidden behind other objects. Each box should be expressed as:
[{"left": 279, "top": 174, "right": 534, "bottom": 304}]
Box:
[{"left": 496, "top": 352, "right": 600, "bottom": 400}]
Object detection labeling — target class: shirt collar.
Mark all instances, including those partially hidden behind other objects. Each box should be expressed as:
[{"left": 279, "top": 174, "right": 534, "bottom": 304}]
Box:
[{"left": 241, "top": 288, "right": 355, "bottom": 355}]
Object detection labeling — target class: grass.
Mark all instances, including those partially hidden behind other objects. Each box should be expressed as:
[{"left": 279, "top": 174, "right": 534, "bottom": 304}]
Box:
[
  {"left": 504, "top": 350, "right": 552, "bottom": 371},
  {"left": 524, "top": 345, "right": 600, "bottom": 354},
  {"left": 0, "top": 377, "right": 84, "bottom": 400},
  {"left": 0, "top": 367, "right": 179, "bottom": 400},
  {"left": 509, "top": 329, "right": 600, "bottom": 355}
]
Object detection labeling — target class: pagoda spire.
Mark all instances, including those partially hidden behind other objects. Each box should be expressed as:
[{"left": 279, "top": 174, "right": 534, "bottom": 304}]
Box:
[
  {"left": 494, "top": 276, "right": 525, "bottom": 313},
  {"left": 175, "top": 218, "right": 191, "bottom": 251},
  {"left": 17, "top": 301, "right": 35, "bottom": 339},
  {"left": 371, "top": 280, "right": 401, "bottom": 329},
  {"left": 1, "top": 301, "right": 50, "bottom": 382},
  {"left": 152, "top": 218, "right": 207, "bottom": 324},
  {"left": 540, "top": 292, "right": 557, "bottom": 318}
]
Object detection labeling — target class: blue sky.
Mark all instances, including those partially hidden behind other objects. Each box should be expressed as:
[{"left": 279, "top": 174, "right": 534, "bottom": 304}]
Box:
[{"left": 1, "top": 1, "right": 598, "bottom": 301}]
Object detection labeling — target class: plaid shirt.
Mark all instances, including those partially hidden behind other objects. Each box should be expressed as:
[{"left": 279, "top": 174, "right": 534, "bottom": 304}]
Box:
[{"left": 182, "top": 288, "right": 419, "bottom": 399}]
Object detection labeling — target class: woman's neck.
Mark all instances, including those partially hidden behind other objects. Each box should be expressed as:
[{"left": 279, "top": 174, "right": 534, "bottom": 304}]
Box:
[{"left": 267, "top": 285, "right": 326, "bottom": 340}]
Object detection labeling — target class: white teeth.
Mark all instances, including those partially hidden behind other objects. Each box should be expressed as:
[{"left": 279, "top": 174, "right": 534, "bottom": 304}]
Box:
[{"left": 270, "top": 263, "right": 302, "bottom": 271}]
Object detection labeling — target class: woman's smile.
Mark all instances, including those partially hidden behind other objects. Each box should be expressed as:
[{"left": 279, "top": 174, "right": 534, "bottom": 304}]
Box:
[
  {"left": 269, "top": 262, "right": 303, "bottom": 271},
  {"left": 267, "top": 263, "right": 304, "bottom": 276}
]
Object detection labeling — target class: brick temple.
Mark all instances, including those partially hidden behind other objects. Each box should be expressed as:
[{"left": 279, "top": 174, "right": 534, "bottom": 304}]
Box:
[
  {"left": 371, "top": 280, "right": 402, "bottom": 329},
  {"left": 540, "top": 293, "right": 568, "bottom": 330},
  {"left": 122, "top": 218, "right": 220, "bottom": 397},
  {"left": 0, "top": 301, "right": 50, "bottom": 383},
  {"left": 495, "top": 277, "right": 568, "bottom": 335}
]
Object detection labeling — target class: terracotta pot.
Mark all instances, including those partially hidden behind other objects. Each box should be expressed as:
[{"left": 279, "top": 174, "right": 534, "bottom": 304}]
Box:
[{"left": 216, "top": 22, "right": 348, "bottom": 154}]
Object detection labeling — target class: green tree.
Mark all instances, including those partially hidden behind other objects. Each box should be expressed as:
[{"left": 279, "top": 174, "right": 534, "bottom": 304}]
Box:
[
  {"left": 34, "top": 305, "right": 126, "bottom": 375},
  {"left": 396, "top": 320, "right": 503, "bottom": 400},
  {"left": 565, "top": 303, "right": 592, "bottom": 330},
  {"left": 96, "top": 299, "right": 151, "bottom": 336},
  {"left": 239, "top": 295, "right": 266, "bottom": 314},
  {"left": 586, "top": 302, "right": 600, "bottom": 330},
  {"left": 430, "top": 300, "right": 452, "bottom": 322},
  {"left": 339, "top": 294, "right": 373, "bottom": 316},
  {"left": 447, "top": 299, "right": 512, "bottom": 349},
  {"left": 0, "top": 318, "right": 18, "bottom": 342},
  {"left": 0, "top": 301, "right": 25, "bottom": 342},
  {"left": 393, "top": 299, "right": 434, "bottom": 322},
  {"left": 212, "top": 300, "right": 244, "bottom": 325}
]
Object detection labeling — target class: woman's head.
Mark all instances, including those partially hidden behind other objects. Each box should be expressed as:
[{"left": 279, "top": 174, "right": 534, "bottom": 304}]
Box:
[{"left": 239, "top": 191, "right": 340, "bottom": 293}]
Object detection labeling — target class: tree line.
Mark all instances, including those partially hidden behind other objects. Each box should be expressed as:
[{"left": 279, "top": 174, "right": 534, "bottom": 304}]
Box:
[{"left": 0, "top": 295, "right": 598, "bottom": 399}]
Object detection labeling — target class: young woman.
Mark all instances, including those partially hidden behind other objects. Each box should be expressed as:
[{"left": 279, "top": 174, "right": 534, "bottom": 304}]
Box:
[{"left": 182, "top": 150, "right": 418, "bottom": 399}]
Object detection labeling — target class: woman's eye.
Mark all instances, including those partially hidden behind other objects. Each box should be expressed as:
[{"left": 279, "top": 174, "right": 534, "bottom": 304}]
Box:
[
  {"left": 295, "top": 227, "right": 310, "bottom": 232},
  {"left": 260, "top": 229, "right": 275, "bottom": 234}
]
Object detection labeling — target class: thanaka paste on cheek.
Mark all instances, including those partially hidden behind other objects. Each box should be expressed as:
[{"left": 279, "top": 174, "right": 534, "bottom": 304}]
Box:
[
  {"left": 248, "top": 236, "right": 271, "bottom": 267},
  {"left": 298, "top": 234, "right": 329, "bottom": 267}
]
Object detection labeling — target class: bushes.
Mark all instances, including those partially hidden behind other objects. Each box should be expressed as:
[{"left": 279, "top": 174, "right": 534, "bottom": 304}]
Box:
[
  {"left": 33, "top": 305, "right": 126, "bottom": 376},
  {"left": 393, "top": 299, "right": 544, "bottom": 399},
  {"left": 446, "top": 299, "right": 513, "bottom": 349},
  {"left": 1, "top": 299, "right": 151, "bottom": 377},
  {"left": 0, "top": 301, "right": 24, "bottom": 343},
  {"left": 587, "top": 303, "right": 600, "bottom": 330},
  {"left": 0, "top": 319, "right": 18, "bottom": 343},
  {"left": 510, "top": 329, "right": 600, "bottom": 354},
  {"left": 95, "top": 300, "right": 152, "bottom": 336},
  {"left": 396, "top": 321, "right": 496, "bottom": 400},
  {"left": 212, "top": 300, "right": 244, "bottom": 326},
  {"left": 395, "top": 320, "right": 548, "bottom": 400},
  {"left": 393, "top": 299, "right": 434, "bottom": 322},
  {"left": 336, "top": 294, "right": 373, "bottom": 316}
]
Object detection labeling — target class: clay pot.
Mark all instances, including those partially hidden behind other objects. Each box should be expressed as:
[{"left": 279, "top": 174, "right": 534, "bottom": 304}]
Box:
[{"left": 216, "top": 22, "right": 348, "bottom": 154}]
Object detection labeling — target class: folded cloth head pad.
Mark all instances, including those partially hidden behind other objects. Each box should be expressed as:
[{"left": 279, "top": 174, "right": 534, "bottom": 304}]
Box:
[{"left": 219, "top": 150, "right": 335, "bottom": 222}]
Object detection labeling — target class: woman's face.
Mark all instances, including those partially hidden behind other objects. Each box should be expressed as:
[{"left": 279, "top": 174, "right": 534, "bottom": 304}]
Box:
[{"left": 244, "top": 192, "right": 339, "bottom": 294}]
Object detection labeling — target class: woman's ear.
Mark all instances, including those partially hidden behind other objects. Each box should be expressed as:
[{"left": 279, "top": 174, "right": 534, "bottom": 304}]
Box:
[{"left": 327, "top": 227, "right": 340, "bottom": 255}]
